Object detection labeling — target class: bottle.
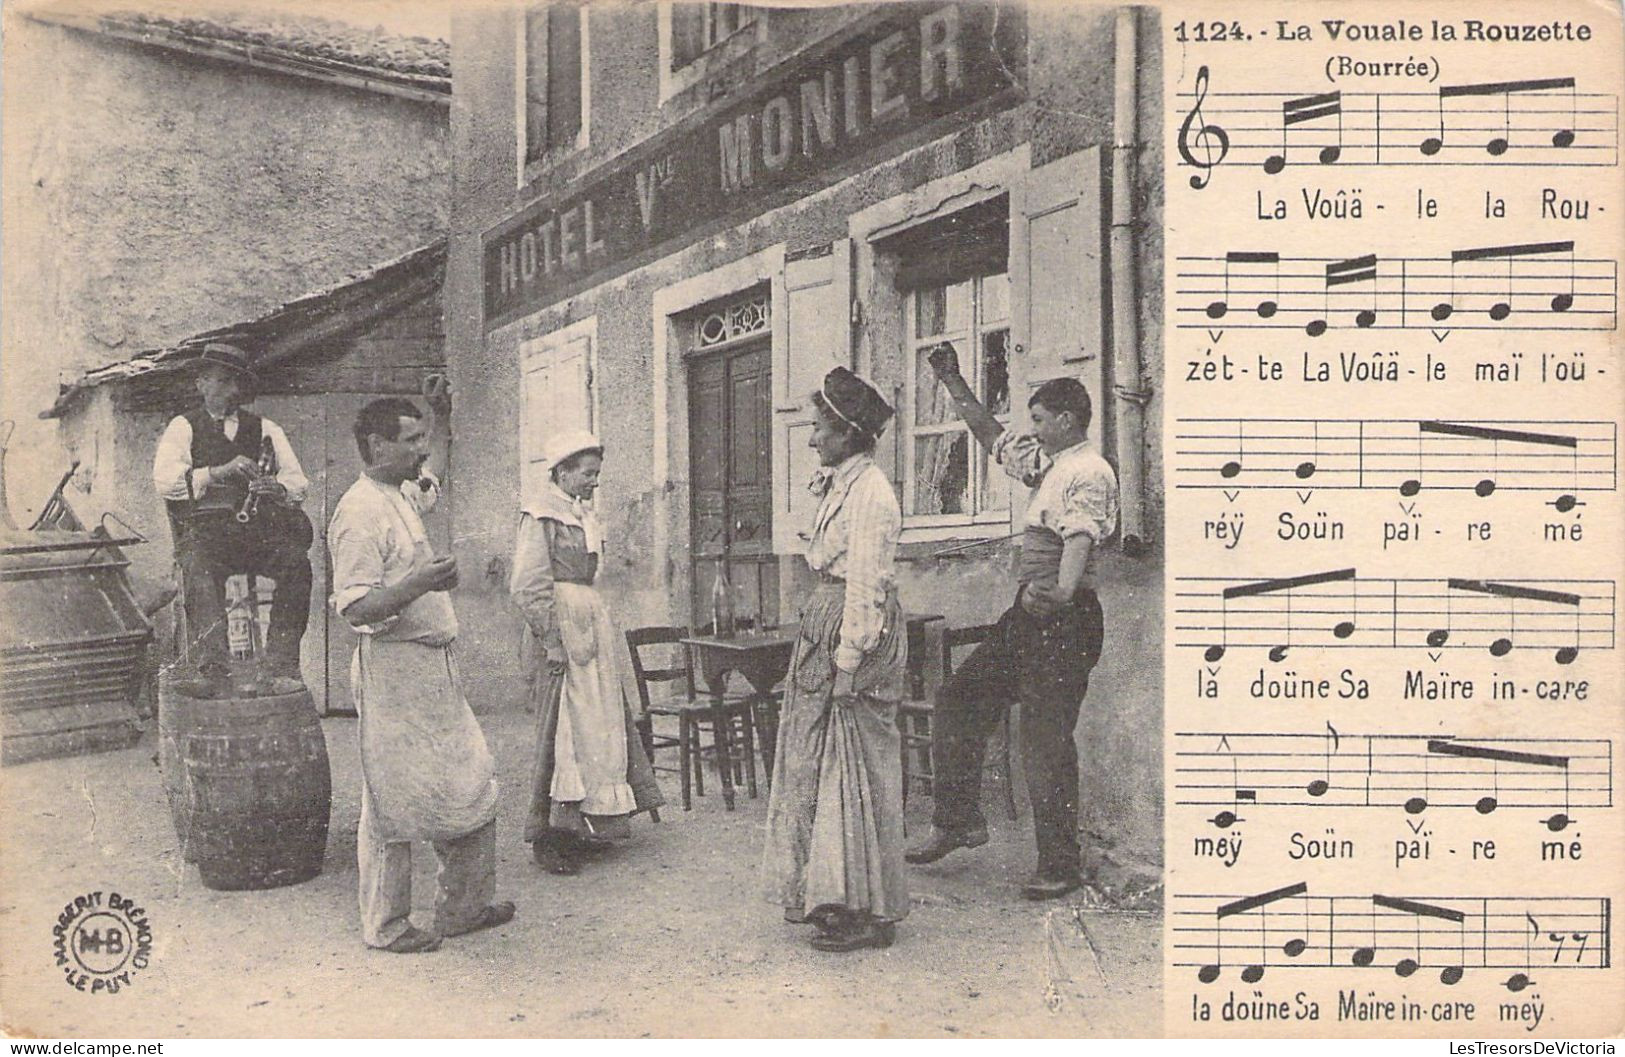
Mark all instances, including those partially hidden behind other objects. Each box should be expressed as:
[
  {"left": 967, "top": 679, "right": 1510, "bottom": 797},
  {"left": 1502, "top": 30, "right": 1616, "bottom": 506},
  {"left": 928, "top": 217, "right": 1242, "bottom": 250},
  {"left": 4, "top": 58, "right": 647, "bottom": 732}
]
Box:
[{"left": 710, "top": 565, "right": 734, "bottom": 638}]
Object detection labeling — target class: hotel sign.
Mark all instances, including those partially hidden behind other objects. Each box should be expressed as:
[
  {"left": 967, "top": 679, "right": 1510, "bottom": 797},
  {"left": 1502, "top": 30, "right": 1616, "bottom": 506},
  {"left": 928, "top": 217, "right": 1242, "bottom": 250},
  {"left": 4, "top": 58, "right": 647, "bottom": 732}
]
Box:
[{"left": 483, "top": 2, "right": 1025, "bottom": 329}]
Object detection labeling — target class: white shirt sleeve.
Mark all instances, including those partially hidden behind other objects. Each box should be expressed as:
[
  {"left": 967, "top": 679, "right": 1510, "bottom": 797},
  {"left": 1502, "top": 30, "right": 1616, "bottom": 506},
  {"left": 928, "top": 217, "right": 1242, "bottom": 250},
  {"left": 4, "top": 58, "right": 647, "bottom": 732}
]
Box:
[
  {"left": 153, "top": 416, "right": 200, "bottom": 501},
  {"left": 260, "top": 418, "right": 310, "bottom": 504}
]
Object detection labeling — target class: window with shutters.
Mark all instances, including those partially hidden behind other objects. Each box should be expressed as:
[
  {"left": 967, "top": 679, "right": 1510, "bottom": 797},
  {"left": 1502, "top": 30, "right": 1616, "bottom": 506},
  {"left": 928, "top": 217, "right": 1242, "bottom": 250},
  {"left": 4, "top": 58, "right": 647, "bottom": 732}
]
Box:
[
  {"left": 519, "top": 4, "right": 589, "bottom": 180},
  {"left": 519, "top": 318, "right": 596, "bottom": 505}
]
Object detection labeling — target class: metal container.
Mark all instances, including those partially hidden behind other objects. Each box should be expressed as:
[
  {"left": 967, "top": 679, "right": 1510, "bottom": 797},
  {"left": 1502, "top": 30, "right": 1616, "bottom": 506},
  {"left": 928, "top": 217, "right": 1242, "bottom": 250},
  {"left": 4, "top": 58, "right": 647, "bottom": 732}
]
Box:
[{"left": 0, "top": 530, "right": 153, "bottom": 764}]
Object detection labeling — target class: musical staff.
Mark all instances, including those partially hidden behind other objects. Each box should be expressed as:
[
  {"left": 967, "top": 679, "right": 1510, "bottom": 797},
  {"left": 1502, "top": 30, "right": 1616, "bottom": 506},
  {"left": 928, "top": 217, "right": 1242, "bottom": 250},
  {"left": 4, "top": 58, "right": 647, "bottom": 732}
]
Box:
[
  {"left": 1177, "top": 890, "right": 1611, "bottom": 989},
  {"left": 1178, "top": 572, "right": 1614, "bottom": 662},
  {"left": 1175, "top": 418, "right": 1617, "bottom": 505},
  {"left": 1176, "top": 245, "right": 1617, "bottom": 333},
  {"left": 1176, "top": 731, "right": 1612, "bottom": 828},
  {"left": 1176, "top": 67, "right": 1619, "bottom": 188}
]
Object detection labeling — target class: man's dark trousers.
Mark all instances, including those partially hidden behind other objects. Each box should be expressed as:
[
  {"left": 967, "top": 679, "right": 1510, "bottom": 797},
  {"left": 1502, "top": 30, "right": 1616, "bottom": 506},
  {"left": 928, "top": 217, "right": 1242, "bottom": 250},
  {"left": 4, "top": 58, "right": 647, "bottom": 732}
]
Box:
[
  {"left": 929, "top": 588, "right": 1105, "bottom": 880},
  {"left": 176, "top": 511, "right": 314, "bottom": 674}
]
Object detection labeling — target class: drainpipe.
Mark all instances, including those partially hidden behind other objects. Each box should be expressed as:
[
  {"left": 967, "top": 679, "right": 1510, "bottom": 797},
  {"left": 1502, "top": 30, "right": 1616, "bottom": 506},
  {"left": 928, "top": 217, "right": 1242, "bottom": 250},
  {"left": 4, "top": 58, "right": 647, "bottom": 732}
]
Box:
[{"left": 1111, "top": 7, "right": 1151, "bottom": 554}]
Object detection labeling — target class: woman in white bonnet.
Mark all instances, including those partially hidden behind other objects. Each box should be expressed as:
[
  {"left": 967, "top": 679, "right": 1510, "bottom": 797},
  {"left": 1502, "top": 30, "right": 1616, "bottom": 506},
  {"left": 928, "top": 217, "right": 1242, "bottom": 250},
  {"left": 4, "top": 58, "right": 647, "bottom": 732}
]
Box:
[{"left": 509, "top": 430, "right": 664, "bottom": 874}]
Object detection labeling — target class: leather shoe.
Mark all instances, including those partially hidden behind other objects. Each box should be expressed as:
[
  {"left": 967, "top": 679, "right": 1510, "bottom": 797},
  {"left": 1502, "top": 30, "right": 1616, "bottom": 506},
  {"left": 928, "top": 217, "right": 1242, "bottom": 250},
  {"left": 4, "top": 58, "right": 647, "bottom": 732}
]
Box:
[
  {"left": 443, "top": 901, "right": 516, "bottom": 938},
  {"left": 378, "top": 926, "right": 441, "bottom": 954},
  {"left": 809, "top": 921, "right": 896, "bottom": 952},
  {"left": 904, "top": 825, "right": 989, "bottom": 864},
  {"left": 1021, "top": 874, "right": 1082, "bottom": 901}
]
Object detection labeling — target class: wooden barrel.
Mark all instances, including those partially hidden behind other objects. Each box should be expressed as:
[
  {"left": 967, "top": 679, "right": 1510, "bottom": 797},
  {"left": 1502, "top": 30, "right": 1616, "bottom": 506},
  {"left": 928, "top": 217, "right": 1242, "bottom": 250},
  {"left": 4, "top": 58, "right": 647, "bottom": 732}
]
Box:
[
  {"left": 156, "top": 672, "right": 201, "bottom": 862},
  {"left": 180, "top": 685, "right": 332, "bottom": 891}
]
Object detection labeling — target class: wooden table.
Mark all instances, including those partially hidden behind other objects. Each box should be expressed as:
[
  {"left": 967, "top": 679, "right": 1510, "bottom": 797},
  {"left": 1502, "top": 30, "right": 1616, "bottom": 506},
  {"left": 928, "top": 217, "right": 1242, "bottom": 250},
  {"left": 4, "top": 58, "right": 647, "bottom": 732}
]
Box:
[{"left": 680, "top": 627, "right": 798, "bottom": 805}]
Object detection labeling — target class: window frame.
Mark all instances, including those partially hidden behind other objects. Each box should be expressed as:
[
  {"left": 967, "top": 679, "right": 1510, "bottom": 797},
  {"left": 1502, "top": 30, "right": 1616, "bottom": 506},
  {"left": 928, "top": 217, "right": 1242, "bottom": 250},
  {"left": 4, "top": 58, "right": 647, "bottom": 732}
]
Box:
[
  {"left": 516, "top": 5, "right": 592, "bottom": 189},
  {"left": 656, "top": 1, "right": 767, "bottom": 105},
  {"left": 902, "top": 270, "right": 1014, "bottom": 529}
]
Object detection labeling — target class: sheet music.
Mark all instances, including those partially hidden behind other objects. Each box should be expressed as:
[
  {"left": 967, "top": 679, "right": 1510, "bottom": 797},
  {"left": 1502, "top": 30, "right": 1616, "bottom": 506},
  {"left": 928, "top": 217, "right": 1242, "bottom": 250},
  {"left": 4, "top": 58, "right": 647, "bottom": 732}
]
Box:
[{"left": 1163, "top": 0, "right": 1624, "bottom": 1037}]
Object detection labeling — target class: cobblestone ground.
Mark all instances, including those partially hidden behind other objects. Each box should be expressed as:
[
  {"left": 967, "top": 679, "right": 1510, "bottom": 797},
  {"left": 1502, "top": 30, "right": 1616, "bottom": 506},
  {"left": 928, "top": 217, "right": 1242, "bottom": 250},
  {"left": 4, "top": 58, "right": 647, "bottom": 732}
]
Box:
[{"left": 1, "top": 710, "right": 1159, "bottom": 1038}]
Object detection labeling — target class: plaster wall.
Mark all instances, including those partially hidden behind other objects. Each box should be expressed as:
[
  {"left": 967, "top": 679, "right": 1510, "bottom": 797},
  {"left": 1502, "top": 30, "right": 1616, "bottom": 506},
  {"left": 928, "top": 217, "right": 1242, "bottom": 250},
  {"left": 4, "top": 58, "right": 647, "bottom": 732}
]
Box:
[
  {"left": 1, "top": 13, "right": 448, "bottom": 521},
  {"left": 445, "top": 4, "right": 1163, "bottom": 870}
]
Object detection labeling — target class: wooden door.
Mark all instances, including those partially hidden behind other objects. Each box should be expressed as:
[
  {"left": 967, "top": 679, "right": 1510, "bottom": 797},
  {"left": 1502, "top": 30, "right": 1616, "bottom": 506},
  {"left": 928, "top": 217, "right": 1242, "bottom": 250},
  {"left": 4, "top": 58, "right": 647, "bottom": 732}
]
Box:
[{"left": 688, "top": 341, "right": 778, "bottom": 630}]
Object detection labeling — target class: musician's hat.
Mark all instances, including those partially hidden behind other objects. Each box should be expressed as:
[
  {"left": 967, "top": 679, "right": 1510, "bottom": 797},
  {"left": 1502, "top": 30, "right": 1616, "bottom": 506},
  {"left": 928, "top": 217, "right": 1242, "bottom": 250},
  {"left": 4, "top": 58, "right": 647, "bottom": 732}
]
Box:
[{"left": 192, "top": 343, "right": 259, "bottom": 388}]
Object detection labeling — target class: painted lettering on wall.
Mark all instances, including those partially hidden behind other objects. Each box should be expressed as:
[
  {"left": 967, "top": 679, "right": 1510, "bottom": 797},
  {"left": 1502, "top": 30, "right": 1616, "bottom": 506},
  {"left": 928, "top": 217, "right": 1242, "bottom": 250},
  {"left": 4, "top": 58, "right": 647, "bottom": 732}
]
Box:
[{"left": 483, "top": 3, "right": 1023, "bottom": 329}]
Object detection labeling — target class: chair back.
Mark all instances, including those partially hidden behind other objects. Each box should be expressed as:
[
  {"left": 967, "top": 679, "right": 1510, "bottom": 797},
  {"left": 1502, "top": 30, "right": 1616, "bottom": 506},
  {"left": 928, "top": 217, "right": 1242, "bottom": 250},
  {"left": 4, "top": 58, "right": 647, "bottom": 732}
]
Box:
[
  {"left": 624, "top": 625, "right": 694, "bottom": 712},
  {"left": 942, "top": 623, "right": 994, "bottom": 677}
]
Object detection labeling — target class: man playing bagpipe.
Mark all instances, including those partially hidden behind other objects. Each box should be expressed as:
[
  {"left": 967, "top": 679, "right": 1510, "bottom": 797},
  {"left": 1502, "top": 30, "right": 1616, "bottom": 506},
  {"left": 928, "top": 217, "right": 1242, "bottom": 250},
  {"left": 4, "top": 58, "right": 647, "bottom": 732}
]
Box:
[{"left": 152, "top": 343, "right": 314, "bottom": 697}]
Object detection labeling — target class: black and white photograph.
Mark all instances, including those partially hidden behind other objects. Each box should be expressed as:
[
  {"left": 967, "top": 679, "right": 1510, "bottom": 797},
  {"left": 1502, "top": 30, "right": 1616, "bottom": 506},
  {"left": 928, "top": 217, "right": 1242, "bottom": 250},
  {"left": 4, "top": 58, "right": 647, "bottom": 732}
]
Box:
[{"left": 1, "top": 0, "right": 1168, "bottom": 1040}]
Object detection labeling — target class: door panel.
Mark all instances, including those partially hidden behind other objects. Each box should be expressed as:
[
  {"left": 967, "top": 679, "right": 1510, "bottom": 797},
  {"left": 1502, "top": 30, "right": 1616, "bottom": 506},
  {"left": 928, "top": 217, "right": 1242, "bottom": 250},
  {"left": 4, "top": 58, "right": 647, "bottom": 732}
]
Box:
[{"left": 688, "top": 340, "right": 777, "bottom": 629}]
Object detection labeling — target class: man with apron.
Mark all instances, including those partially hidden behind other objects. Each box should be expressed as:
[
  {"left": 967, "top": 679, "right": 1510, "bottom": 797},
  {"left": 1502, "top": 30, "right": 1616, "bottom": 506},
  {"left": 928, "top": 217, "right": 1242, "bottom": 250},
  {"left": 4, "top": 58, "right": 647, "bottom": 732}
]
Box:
[{"left": 327, "top": 383, "right": 513, "bottom": 953}]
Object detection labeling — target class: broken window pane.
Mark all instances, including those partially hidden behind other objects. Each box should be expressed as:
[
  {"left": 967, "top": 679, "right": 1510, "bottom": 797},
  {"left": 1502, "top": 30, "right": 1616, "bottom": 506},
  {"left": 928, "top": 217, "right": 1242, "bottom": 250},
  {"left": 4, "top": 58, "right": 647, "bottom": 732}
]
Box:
[{"left": 914, "top": 432, "right": 969, "bottom": 516}]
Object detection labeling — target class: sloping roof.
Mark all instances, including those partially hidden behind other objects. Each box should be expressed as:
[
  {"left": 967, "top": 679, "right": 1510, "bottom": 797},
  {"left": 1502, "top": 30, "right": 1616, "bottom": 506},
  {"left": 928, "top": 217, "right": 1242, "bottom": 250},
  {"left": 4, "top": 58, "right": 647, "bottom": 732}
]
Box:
[
  {"left": 44, "top": 240, "right": 446, "bottom": 418},
  {"left": 30, "top": 6, "right": 449, "bottom": 102}
]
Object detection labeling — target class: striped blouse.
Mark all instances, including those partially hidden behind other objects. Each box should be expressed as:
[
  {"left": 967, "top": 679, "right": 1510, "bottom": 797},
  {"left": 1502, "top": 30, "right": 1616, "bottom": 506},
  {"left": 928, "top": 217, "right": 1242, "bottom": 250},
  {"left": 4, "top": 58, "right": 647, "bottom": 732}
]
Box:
[{"left": 804, "top": 454, "right": 902, "bottom": 673}]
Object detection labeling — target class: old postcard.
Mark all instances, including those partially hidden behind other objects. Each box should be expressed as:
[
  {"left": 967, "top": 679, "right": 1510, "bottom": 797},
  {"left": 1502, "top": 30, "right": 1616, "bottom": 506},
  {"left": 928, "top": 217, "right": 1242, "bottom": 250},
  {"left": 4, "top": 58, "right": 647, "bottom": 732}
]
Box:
[{"left": 0, "top": 0, "right": 1618, "bottom": 1041}]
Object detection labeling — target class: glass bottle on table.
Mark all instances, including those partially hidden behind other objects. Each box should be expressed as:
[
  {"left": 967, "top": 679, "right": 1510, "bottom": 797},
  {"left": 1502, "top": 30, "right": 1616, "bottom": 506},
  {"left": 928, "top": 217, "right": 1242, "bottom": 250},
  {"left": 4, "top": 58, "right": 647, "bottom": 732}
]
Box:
[{"left": 710, "top": 563, "right": 735, "bottom": 639}]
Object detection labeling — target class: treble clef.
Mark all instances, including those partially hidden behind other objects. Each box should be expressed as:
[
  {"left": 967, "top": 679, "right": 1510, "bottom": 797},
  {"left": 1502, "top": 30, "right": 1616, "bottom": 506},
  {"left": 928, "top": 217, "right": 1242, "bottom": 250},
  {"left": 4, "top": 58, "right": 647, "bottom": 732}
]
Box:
[{"left": 1178, "top": 65, "right": 1230, "bottom": 190}]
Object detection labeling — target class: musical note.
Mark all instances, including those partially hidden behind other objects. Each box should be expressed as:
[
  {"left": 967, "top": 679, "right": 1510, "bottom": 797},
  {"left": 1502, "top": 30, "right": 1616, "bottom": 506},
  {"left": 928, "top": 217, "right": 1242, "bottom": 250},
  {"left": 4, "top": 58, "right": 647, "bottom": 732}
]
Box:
[
  {"left": 1211, "top": 750, "right": 1252, "bottom": 829},
  {"left": 1306, "top": 723, "right": 1339, "bottom": 798},
  {"left": 1264, "top": 92, "right": 1344, "bottom": 174},
  {"left": 1177, "top": 75, "right": 1617, "bottom": 187},
  {"left": 1177, "top": 246, "right": 1614, "bottom": 333},
  {"left": 1178, "top": 573, "right": 1614, "bottom": 659},
  {"left": 1307, "top": 255, "right": 1377, "bottom": 336},
  {"left": 1177, "top": 66, "right": 1230, "bottom": 190},
  {"left": 1205, "top": 251, "right": 1281, "bottom": 320},
  {"left": 1373, "top": 896, "right": 1467, "bottom": 985},
  {"left": 1405, "top": 750, "right": 1429, "bottom": 815},
  {"left": 1546, "top": 761, "right": 1575, "bottom": 832},
  {"left": 1450, "top": 241, "right": 1578, "bottom": 322},
  {"left": 1427, "top": 740, "right": 1571, "bottom": 817},
  {"left": 1418, "top": 421, "right": 1582, "bottom": 504},
  {"left": 1199, "top": 882, "right": 1309, "bottom": 983},
  {"left": 1295, "top": 421, "right": 1320, "bottom": 480},
  {"left": 1177, "top": 892, "right": 1611, "bottom": 985},
  {"left": 1506, "top": 913, "right": 1540, "bottom": 992},
  {"left": 1447, "top": 579, "right": 1583, "bottom": 661},
  {"left": 1176, "top": 731, "right": 1613, "bottom": 822},
  {"left": 1219, "top": 421, "right": 1244, "bottom": 480},
  {"left": 1423, "top": 78, "right": 1580, "bottom": 157}
]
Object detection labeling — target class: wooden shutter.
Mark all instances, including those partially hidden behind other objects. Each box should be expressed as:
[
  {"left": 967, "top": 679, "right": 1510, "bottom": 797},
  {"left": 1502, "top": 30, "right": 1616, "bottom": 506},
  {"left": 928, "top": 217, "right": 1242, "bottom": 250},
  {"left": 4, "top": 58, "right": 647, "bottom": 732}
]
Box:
[
  {"left": 523, "top": 11, "right": 549, "bottom": 164},
  {"left": 547, "top": 4, "right": 583, "bottom": 151},
  {"left": 670, "top": 2, "right": 706, "bottom": 70},
  {"left": 1010, "top": 148, "right": 1105, "bottom": 406},
  {"left": 771, "top": 239, "right": 851, "bottom": 554},
  {"left": 520, "top": 330, "right": 593, "bottom": 506}
]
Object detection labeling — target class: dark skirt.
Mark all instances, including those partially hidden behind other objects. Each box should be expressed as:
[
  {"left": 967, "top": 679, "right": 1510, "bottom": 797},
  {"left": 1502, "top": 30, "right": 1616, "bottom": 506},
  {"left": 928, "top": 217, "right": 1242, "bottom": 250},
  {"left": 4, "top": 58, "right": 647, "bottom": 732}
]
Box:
[{"left": 761, "top": 582, "right": 909, "bottom": 922}]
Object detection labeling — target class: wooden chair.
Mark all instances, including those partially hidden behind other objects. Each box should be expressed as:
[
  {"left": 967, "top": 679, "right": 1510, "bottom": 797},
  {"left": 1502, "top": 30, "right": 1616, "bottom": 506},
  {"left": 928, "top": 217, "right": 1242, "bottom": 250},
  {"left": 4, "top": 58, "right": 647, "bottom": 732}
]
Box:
[
  {"left": 898, "top": 623, "right": 1018, "bottom": 821},
  {"left": 624, "top": 625, "right": 759, "bottom": 811}
]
